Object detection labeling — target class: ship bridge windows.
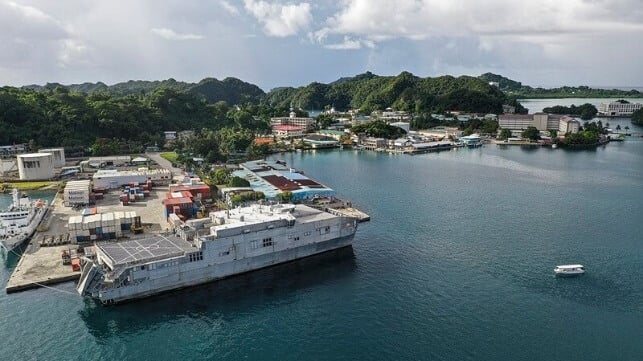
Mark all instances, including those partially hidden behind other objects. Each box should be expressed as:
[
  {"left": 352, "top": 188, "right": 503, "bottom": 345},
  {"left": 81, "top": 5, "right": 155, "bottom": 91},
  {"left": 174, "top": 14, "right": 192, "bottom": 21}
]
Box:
[
  {"left": 262, "top": 237, "right": 273, "bottom": 247},
  {"left": 189, "top": 252, "right": 203, "bottom": 262}
]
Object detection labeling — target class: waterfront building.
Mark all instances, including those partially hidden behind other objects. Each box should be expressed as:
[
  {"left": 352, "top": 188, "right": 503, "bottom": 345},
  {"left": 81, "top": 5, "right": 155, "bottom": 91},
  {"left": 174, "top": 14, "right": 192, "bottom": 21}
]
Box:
[
  {"left": 231, "top": 160, "right": 335, "bottom": 201},
  {"left": 302, "top": 135, "right": 339, "bottom": 149},
  {"left": 361, "top": 137, "right": 388, "bottom": 151},
  {"left": 317, "top": 130, "right": 347, "bottom": 141},
  {"left": 17, "top": 153, "right": 54, "bottom": 180},
  {"left": 559, "top": 117, "right": 581, "bottom": 134},
  {"left": 164, "top": 131, "right": 177, "bottom": 140},
  {"left": 272, "top": 125, "right": 305, "bottom": 139},
  {"left": 498, "top": 113, "right": 579, "bottom": 136},
  {"left": 598, "top": 102, "right": 642, "bottom": 116}
]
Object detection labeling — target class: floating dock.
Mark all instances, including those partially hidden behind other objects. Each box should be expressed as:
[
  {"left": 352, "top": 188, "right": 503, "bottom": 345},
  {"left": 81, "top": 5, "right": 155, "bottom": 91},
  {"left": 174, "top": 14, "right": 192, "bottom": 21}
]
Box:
[{"left": 6, "top": 245, "right": 80, "bottom": 293}]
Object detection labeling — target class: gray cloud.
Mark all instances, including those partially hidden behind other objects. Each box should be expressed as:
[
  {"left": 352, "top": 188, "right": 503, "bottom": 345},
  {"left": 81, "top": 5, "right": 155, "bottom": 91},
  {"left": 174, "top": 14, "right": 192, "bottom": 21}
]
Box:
[{"left": 0, "top": 0, "right": 641, "bottom": 88}]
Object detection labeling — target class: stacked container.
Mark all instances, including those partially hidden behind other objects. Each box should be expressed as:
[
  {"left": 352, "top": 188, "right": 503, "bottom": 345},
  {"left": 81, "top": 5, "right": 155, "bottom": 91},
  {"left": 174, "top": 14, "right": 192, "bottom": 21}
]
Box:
[
  {"left": 64, "top": 180, "right": 92, "bottom": 206},
  {"left": 67, "top": 211, "right": 137, "bottom": 243}
]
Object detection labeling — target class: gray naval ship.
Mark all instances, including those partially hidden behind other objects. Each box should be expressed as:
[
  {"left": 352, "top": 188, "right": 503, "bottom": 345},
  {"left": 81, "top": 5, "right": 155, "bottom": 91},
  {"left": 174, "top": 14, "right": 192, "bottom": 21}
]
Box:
[{"left": 77, "top": 203, "right": 358, "bottom": 304}]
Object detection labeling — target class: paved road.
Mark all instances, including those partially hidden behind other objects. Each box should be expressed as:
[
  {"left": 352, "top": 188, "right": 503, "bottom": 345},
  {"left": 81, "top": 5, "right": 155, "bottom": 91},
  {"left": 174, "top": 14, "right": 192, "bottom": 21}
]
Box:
[{"left": 146, "top": 152, "right": 183, "bottom": 177}]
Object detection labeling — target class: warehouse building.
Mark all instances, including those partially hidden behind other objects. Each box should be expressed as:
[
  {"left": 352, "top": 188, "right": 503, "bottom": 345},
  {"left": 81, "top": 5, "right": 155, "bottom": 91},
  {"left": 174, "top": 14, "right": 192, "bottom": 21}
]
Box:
[{"left": 17, "top": 153, "right": 54, "bottom": 180}]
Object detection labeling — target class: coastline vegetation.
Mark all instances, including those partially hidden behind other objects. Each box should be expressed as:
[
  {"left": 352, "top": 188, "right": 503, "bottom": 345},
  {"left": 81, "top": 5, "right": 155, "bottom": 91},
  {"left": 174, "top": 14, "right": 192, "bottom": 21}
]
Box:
[
  {"left": 479, "top": 73, "right": 641, "bottom": 99},
  {"left": 542, "top": 103, "right": 597, "bottom": 120}
]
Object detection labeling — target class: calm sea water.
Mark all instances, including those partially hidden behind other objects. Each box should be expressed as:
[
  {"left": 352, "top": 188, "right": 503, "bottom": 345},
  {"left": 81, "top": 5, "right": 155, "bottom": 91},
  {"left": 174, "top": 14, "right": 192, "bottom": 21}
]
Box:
[{"left": 1, "top": 118, "right": 642, "bottom": 361}]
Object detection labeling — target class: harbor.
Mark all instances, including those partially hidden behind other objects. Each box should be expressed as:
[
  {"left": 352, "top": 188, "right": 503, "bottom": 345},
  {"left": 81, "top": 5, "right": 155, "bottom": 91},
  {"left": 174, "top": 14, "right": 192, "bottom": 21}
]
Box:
[{"left": 2, "top": 157, "right": 370, "bottom": 297}]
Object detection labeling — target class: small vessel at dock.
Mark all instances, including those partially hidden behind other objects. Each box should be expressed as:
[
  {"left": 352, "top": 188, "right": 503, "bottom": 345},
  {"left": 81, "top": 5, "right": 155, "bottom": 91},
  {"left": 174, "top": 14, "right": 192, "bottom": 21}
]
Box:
[
  {"left": 554, "top": 264, "right": 585, "bottom": 276},
  {"left": 0, "top": 189, "right": 49, "bottom": 254}
]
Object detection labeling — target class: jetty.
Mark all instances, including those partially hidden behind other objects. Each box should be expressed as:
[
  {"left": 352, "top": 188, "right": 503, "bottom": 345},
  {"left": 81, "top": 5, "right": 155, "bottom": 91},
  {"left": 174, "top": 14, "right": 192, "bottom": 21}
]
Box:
[{"left": 6, "top": 245, "right": 80, "bottom": 293}]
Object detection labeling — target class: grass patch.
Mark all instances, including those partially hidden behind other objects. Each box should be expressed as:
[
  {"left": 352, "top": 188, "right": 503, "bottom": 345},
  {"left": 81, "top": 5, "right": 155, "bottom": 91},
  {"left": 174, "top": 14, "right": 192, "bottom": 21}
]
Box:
[
  {"left": 2, "top": 181, "right": 60, "bottom": 191},
  {"left": 160, "top": 152, "right": 178, "bottom": 163}
]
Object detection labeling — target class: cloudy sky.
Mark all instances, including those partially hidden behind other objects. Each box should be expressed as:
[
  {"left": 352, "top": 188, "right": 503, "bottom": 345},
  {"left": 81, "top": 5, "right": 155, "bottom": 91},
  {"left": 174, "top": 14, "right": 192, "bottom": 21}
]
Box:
[{"left": 1, "top": 0, "right": 642, "bottom": 90}]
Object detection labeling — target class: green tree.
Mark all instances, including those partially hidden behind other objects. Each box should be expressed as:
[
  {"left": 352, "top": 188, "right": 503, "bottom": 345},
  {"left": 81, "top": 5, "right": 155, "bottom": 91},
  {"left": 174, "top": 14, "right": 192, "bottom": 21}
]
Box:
[
  {"left": 632, "top": 109, "right": 643, "bottom": 125},
  {"left": 521, "top": 126, "right": 540, "bottom": 141},
  {"left": 277, "top": 191, "right": 293, "bottom": 203},
  {"left": 498, "top": 128, "right": 512, "bottom": 140},
  {"left": 228, "top": 176, "right": 250, "bottom": 187},
  {"left": 212, "top": 167, "right": 231, "bottom": 185}
]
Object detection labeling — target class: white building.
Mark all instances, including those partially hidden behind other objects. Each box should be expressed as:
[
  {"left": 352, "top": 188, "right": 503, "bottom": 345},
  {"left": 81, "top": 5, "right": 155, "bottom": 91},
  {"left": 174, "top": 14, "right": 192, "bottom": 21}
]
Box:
[
  {"left": 598, "top": 102, "right": 642, "bottom": 116},
  {"left": 270, "top": 108, "right": 316, "bottom": 131},
  {"left": 39, "top": 148, "right": 65, "bottom": 168},
  {"left": 92, "top": 168, "right": 172, "bottom": 189},
  {"left": 499, "top": 114, "right": 580, "bottom": 136},
  {"left": 559, "top": 117, "right": 581, "bottom": 134},
  {"left": 272, "top": 125, "right": 305, "bottom": 139},
  {"left": 17, "top": 153, "right": 54, "bottom": 180}
]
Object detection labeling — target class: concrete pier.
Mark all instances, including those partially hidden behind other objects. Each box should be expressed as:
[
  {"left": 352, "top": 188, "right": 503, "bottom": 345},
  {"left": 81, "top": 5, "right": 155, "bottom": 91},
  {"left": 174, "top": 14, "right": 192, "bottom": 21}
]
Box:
[{"left": 6, "top": 245, "right": 80, "bottom": 293}]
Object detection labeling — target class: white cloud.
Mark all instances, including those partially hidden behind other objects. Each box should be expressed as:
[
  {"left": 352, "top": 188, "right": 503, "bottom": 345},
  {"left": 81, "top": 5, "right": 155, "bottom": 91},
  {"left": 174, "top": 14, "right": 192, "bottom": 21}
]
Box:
[
  {"left": 244, "top": 0, "right": 312, "bottom": 37},
  {"left": 151, "top": 27, "right": 205, "bottom": 41},
  {"left": 324, "top": 36, "right": 374, "bottom": 50},
  {"left": 220, "top": 0, "right": 239, "bottom": 16},
  {"left": 58, "top": 38, "right": 90, "bottom": 67},
  {"left": 317, "top": 0, "right": 643, "bottom": 48}
]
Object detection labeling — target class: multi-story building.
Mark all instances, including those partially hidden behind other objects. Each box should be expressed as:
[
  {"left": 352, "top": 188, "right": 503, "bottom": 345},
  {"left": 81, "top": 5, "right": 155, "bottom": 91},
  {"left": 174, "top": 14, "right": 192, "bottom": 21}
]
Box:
[
  {"left": 270, "top": 108, "right": 316, "bottom": 131},
  {"left": 362, "top": 137, "right": 388, "bottom": 150},
  {"left": 499, "top": 113, "right": 580, "bottom": 136},
  {"left": 272, "top": 125, "right": 304, "bottom": 139},
  {"left": 558, "top": 117, "right": 581, "bottom": 134},
  {"left": 598, "top": 102, "right": 643, "bottom": 116}
]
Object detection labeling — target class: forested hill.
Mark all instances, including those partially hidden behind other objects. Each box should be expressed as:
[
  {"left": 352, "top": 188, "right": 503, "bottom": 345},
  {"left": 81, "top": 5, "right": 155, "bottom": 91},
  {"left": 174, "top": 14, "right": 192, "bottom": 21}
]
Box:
[
  {"left": 479, "top": 73, "right": 642, "bottom": 98},
  {"left": 19, "top": 71, "right": 514, "bottom": 115},
  {"left": 23, "top": 77, "right": 266, "bottom": 104},
  {"left": 264, "top": 71, "right": 509, "bottom": 114}
]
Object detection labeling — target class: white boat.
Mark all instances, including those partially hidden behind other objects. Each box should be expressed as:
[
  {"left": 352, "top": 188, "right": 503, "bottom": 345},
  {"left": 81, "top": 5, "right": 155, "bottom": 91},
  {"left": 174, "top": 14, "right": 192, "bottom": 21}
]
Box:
[
  {"left": 0, "top": 189, "right": 48, "bottom": 254},
  {"left": 77, "top": 203, "right": 358, "bottom": 305},
  {"left": 554, "top": 264, "right": 585, "bottom": 276}
]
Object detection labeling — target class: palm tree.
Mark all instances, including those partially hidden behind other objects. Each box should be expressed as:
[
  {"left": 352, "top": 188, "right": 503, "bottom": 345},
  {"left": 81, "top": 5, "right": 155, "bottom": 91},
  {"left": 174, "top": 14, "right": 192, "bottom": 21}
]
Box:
[{"left": 616, "top": 124, "right": 621, "bottom": 131}]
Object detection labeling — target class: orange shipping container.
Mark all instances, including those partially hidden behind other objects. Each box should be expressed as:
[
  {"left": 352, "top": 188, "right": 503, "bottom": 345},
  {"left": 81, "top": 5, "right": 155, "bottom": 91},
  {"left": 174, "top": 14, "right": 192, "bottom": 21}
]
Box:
[{"left": 71, "top": 258, "right": 81, "bottom": 272}]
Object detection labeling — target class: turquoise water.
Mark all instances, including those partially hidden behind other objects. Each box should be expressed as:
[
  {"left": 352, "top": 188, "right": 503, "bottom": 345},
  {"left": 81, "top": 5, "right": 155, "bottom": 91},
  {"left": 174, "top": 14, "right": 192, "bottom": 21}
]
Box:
[{"left": 1, "top": 137, "right": 642, "bottom": 360}]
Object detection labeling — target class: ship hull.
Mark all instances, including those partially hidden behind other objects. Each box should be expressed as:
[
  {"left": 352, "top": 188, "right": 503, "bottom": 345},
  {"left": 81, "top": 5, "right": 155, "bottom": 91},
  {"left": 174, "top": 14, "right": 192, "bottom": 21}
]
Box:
[{"left": 97, "top": 233, "right": 355, "bottom": 304}]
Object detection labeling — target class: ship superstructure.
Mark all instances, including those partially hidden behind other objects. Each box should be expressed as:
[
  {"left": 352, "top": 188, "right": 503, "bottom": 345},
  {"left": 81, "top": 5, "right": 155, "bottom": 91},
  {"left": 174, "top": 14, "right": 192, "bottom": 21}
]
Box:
[
  {"left": 0, "top": 189, "right": 48, "bottom": 253},
  {"left": 77, "top": 203, "right": 357, "bottom": 304}
]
